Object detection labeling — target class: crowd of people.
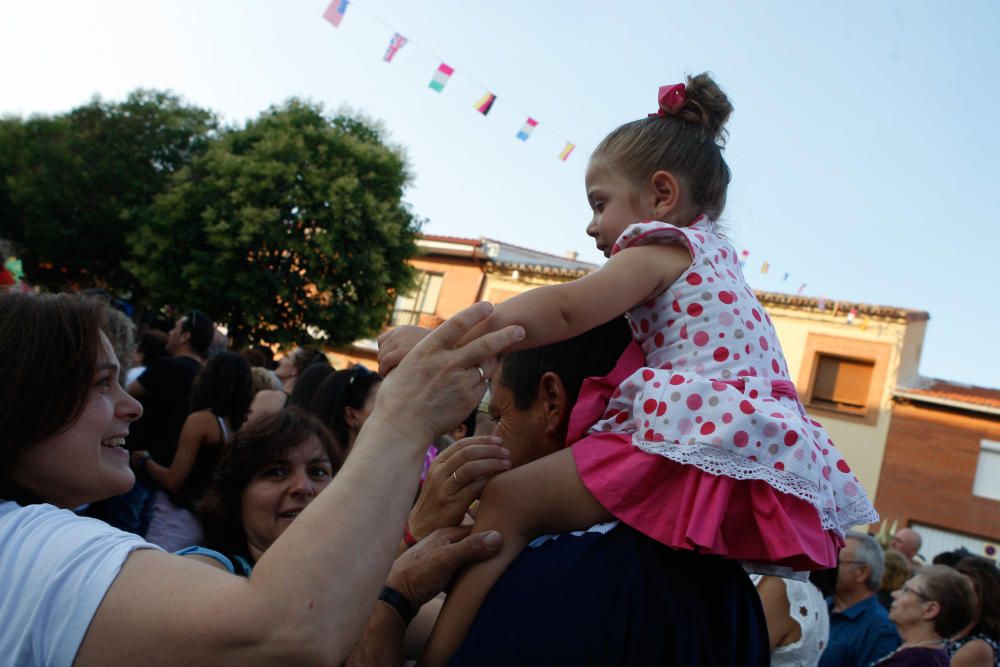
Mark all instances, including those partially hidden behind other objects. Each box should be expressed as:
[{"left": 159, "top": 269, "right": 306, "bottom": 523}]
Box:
[{"left": 2, "top": 72, "right": 999, "bottom": 666}]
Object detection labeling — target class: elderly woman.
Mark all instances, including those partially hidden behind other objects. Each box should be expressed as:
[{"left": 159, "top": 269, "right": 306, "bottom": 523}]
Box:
[
  {"left": 946, "top": 556, "right": 1000, "bottom": 667},
  {"left": 0, "top": 291, "right": 519, "bottom": 665},
  {"left": 876, "top": 565, "right": 976, "bottom": 666}
]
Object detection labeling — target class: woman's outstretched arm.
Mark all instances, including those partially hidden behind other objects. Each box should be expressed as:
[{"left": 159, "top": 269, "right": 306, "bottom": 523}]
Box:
[{"left": 76, "top": 303, "right": 524, "bottom": 667}]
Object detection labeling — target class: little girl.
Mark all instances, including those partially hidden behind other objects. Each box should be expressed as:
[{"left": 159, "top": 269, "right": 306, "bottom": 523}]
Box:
[{"left": 382, "top": 73, "right": 879, "bottom": 666}]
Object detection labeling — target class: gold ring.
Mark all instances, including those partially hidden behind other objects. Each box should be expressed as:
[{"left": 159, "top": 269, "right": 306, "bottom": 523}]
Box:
[
  {"left": 452, "top": 470, "right": 460, "bottom": 484},
  {"left": 476, "top": 366, "right": 486, "bottom": 382}
]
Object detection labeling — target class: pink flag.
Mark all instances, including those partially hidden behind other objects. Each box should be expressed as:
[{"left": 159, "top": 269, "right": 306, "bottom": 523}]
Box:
[{"left": 323, "top": 0, "right": 349, "bottom": 27}]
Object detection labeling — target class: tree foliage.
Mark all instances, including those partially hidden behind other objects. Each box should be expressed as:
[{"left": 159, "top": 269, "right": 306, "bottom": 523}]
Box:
[
  {"left": 0, "top": 90, "right": 217, "bottom": 294},
  {"left": 127, "top": 100, "right": 420, "bottom": 348}
]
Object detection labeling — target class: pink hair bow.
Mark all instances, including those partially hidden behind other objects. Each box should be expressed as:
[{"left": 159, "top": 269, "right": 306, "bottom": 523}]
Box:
[{"left": 648, "top": 83, "right": 686, "bottom": 118}]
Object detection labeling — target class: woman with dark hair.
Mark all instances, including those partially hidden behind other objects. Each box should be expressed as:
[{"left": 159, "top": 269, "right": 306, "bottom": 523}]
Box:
[
  {"left": 126, "top": 329, "right": 169, "bottom": 386},
  {"left": 309, "top": 365, "right": 382, "bottom": 452},
  {"left": 288, "top": 362, "right": 336, "bottom": 410},
  {"left": 134, "top": 351, "right": 254, "bottom": 551},
  {"left": 0, "top": 291, "right": 514, "bottom": 665},
  {"left": 947, "top": 556, "right": 1000, "bottom": 667},
  {"left": 187, "top": 407, "right": 344, "bottom": 571}
]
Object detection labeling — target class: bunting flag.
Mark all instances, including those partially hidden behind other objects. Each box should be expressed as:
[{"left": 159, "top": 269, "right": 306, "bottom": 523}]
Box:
[
  {"left": 428, "top": 63, "right": 454, "bottom": 92},
  {"left": 474, "top": 92, "right": 497, "bottom": 115},
  {"left": 846, "top": 308, "right": 858, "bottom": 325},
  {"left": 383, "top": 32, "right": 407, "bottom": 62},
  {"left": 739, "top": 249, "right": 749, "bottom": 268},
  {"left": 323, "top": 0, "right": 349, "bottom": 27},
  {"left": 516, "top": 117, "right": 538, "bottom": 141},
  {"left": 797, "top": 283, "right": 807, "bottom": 295},
  {"left": 760, "top": 261, "right": 769, "bottom": 274},
  {"left": 782, "top": 272, "right": 789, "bottom": 282},
  {"left": 318, "top": 7, "right": 583, "bottom": 165},
  {"left": 817, "top": 296, "right": 827, "bottom": 310}
]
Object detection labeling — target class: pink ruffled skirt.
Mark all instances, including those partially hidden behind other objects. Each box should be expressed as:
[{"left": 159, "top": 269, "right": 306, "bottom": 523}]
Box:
[{"left": 569, "top": 342, "right": 841, "bottom": 570}]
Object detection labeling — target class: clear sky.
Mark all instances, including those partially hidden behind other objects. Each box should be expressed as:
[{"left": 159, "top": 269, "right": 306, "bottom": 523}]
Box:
[{"left": 2, "top": 0, "right": 997, "bottom": 387}]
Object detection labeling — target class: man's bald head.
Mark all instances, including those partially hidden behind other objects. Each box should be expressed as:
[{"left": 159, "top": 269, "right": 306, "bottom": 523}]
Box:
[{"left": 890, "top": 527, "right": 922, "bottom": 561}]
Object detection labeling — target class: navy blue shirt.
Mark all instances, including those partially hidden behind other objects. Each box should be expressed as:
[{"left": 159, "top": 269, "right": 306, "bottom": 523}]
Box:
[
  {"left": 448, "top": 522, "right": 769, "bottom": 666},
  {"left": 820, "top": 594, "right": 901, "bottom": 667}
]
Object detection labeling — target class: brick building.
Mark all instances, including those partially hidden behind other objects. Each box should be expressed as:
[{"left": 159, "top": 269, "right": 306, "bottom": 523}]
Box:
[{"left": 875, "top": 380, "right": 1000, "bottom": 560}]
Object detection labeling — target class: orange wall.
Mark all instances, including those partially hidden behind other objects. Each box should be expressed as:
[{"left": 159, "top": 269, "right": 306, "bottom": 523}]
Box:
[{"left": 409, "top": 256, "right": 484, "bottom": 320}]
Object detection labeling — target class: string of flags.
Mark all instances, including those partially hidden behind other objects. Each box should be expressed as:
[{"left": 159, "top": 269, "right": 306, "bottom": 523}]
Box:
[
  {"left": 322, "top": 1, "right": 847, "bottom": 319},
  {"left": 320, "top": 0, "right": 581, "bottom": 162},
  {"left": 736, "top": 248, "right": 860, "bottom": 326}
]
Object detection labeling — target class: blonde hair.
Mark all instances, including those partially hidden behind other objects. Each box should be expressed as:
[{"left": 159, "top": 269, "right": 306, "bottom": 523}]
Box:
[
  {"left": 880, "top": 549, "right": 910, "bottom": 594},
  {"left": 593, "top": 73, "right": 734, "bottom": 221}
]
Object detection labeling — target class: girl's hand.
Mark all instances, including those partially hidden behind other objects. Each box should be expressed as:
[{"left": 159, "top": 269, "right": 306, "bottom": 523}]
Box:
[
  {"left": 377, "top": 325, "right": 433, "bottom": 376},
  {"left": 409, "top": 437, "right": 511, "bottom": 541},
  {"left": 372, "top": 302, "right": 524, "bottom": 445}
]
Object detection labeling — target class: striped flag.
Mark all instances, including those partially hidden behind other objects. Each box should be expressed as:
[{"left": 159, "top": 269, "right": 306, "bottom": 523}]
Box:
[
  {"left": 559, "top": 142, "right": 575, "bottom": 162},
  {"left": 760, "top": 261, "right": 769, "bottom": 274},
  {"left": 429, "top": 63, "right": 454, "bottom": 92},
  {"left": 383, "top": 33, "right": 407, "bottom": 62},
  {"left": 516, "top": 117, "right": 538, "bottom": 141},
  {"left": 782, "top": 272, "right": 789, "bottom": 282},
  {"left": 322, "top": 0, "right": 349, "bottom": 27},
  {"left": 474, "top": 92, "right": 497, "bottom": 115},
  {"left": 797, "top": 283, "right": 806, "bottom": 295}
]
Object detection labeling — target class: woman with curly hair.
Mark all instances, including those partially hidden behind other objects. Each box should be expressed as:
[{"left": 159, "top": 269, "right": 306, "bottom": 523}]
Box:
[{"left": 134, "top": 351, "right": 253, "bottom": 551}]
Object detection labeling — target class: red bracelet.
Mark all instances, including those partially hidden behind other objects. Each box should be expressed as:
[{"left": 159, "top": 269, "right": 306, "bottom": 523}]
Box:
[{"left": 402, "top": 523, "right": 418, "bottom": 548}]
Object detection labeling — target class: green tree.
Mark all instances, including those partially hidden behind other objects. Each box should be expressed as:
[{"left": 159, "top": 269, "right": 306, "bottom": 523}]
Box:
[
  {"left": 128, "top": 100, "right": 420, "bottom": 348},
  {"left": 0, "top": 90, "right": 216, "bottom": 294}
]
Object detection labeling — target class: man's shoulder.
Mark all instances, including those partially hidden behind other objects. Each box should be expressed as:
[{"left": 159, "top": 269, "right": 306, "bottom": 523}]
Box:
[
  {"left": 139, "top": 356, "right": 200, "bottom": 387},
  {"left": 448, "top": 522, "right": 768, "bottom": 667}
]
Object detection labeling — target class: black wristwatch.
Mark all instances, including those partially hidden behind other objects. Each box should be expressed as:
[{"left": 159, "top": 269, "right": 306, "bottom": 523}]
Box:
[{"left": 378, "top": 585, "right": 417, "bottom": 626}]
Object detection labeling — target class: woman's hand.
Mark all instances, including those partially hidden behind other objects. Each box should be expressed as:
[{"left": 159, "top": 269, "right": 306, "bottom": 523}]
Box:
[
  {"left": 408, "top": 437, "right": 511, "bottom": 541},
  {"left": 386, "top": 526, "right": 502, "bottom": 610},
  {"left": 377, "top": 325, "right": 432, "bottom": 376},
  {"left": 371, "top": 302, "right": 523, "bottom": 445}
]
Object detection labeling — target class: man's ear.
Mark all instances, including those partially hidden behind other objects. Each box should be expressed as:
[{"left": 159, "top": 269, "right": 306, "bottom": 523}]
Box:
[
  {"left": 538, "top": 371, "right": 570, "bottom": 439},
  {"left": 649, "top": 170, "right": 682, "bottom": 220}
]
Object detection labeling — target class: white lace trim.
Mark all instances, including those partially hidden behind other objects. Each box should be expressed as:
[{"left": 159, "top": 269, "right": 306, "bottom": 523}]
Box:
[{"left": 630, "top": 437, "right": 880, "bottom": 534}]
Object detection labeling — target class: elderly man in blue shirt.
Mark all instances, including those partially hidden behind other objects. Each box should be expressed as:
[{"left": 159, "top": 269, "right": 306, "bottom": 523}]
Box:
[{"left": 819, "top": 531, "right": 901, "bottom": 667}]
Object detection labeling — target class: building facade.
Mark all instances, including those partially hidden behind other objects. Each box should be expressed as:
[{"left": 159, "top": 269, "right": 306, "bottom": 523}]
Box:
[
  {"left": 875, "top": 380, "right": 1000, "bottom": 559},
  {"left": 328, "top": 234, "right": 596, "bottom": 369}
]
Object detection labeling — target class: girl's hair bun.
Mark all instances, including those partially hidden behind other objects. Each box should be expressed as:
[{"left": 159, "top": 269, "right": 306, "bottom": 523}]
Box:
[{"left": 675, "top": 72, "right": 733, "bottom": 145}]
